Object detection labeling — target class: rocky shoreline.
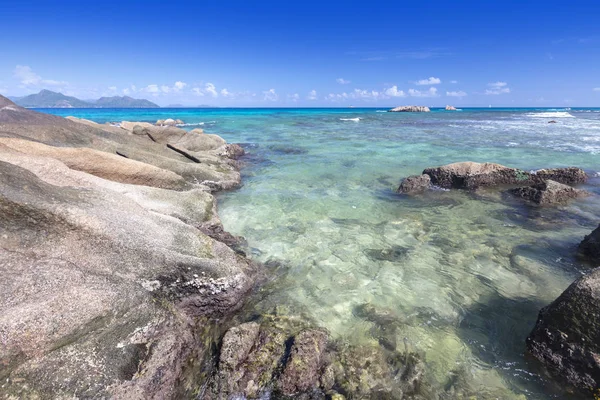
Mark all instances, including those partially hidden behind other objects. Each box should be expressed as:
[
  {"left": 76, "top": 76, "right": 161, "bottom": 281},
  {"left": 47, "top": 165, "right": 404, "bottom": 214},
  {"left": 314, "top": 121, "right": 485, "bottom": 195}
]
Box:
[{"left": 0, "top": 96, "right": 435, "bottom": 399}]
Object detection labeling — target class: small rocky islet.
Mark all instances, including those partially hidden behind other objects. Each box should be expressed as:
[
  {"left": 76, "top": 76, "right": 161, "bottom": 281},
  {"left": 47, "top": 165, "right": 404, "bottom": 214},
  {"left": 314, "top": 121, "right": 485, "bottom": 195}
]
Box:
[{"left": 398, "top": 160, "right": 600, "bottom": 397}]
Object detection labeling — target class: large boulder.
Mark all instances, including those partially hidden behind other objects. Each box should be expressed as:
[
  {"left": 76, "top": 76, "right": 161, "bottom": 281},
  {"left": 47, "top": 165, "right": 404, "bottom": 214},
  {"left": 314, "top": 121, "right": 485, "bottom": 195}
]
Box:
[
  {"left": 389, "top": 106, "right": 430, "bottom": 112},
  {"left": 532, "top": 167, "right": 588, "bottom": 185},
  {"left": 445, "top": 105, "right": 457, "bottom": 111},
  {"left": 580, "top": 225, "right": 600, "bottom": 262},
  {"left": 397, "top": 174, "right": 431, "bottom": 194},
  {"left": 423, "top": 161, "right": 531, "bottom": 189},
  {"left": 526, "top": 268, "right": 600, "bottom": 394},
  {"left": 509, "top": 179, "right": 589, "bottom": 205}
]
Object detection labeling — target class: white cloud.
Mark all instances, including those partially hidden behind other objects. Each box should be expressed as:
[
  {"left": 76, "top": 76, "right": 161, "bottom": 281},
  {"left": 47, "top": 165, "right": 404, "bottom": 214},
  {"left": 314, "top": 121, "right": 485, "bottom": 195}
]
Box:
[
  {"left": 450, "top": 80, "right": 458, "bottom": 84},
  {"left": 415, "top": 77, "right": 441, "bottom": 85},
  {"left": 385, "top": 86, "right": 406, "bottom": 97},
  {"left": 350, "top": 89, "right": 381, "bottom": 100},
  {"left": 192, "top": 87, "right": 204, "bottom": 96},
  {"left": 174, "top": 81, "right": 187, "bottom": 91},
  {"left": 288, "top": 93, "right": 300, "bottom": 101},
  {"left": 408, "top": 87, "right": 439, "bottom": 97},
  {"left": 446, "top": 90, "right": 467, "bottom": 97},
  {"left": 122, "top": 85, "right": 136, "bottom": 95},
  {"left": 485, "top": 81, "right": 510, "bottom": 95},
  {"left": 307, "top": 89, "right": 318, "bottom": 100},
  {"left": 14, "top": 65, "right": 67, "bottom": 87},
  {"left": 336, "top": 78, "right": 351, "bottom": 85},
  {"left": 160, "top": 85, "right": 171, "bottom": 93},
  {"left": 205, "top": 83, "right": 218, "bottom": 97},
  {"left": 594, "top": 87, "right": 600, "bottom": 91},
  {"left": 108, "top": 86, "right": 117, "bottom": 91},
  {"left": 263, "top": 88, "right": 278, "bottom": 101},
  {"left": 144, "top": 84, "right": 160, "bottom": 93},
  {"left": 220, "top": 88, "right": 233, "bottom": 97}
]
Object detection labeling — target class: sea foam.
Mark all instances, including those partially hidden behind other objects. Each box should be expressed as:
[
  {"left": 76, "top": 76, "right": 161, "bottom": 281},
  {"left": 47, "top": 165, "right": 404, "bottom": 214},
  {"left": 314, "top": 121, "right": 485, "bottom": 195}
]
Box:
[{"left": 526, "top": 111, "right": 575, "bottom": 118}]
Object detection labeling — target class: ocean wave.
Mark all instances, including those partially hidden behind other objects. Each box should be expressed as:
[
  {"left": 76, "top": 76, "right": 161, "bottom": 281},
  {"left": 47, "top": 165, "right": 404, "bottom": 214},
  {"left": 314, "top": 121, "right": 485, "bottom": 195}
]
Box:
[
  {"left": 525, "top": 112, "right": 575, "bottom": 118},
  {"left": 340, "top": 118, "right": 361, "bottom": 122},
  {"left": 375, "top": 110, "right": 387, "bottom": 113},
  {"left": 176, "top": 122, "right": 206, "bottom": 127}
]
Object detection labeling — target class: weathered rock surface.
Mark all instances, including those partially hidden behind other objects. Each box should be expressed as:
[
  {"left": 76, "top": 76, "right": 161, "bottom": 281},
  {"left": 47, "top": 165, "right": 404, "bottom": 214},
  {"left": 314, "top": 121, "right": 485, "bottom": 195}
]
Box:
[
  {"left": 208, "top": 314, "right": 428, "bottom": 399},
  {"left": 0, "top": 95, "right": 255, "bottom": 398},
  {"left": 532, "top": 167, "right": 588, "bottom": 185},
  {"left": 389, "top": 105, "right": 431, "bottom": 112},
  {"left": 423, "top": 161, "right": 531, "bottom": 189},
  {"left": 397, "top": 174, "right": 431, "bottom": 194},
  {"left": 526, "top": 268, "right": 600, "bottom": 394},
  {"left": 580, "top": 225, "right": 600, "bottom": 262},
  {"left": 509, "top": 179, "right": 589, "bottom": 205},
  {"left": 445, "top": 105, "right": 457, "bottom": 111}
]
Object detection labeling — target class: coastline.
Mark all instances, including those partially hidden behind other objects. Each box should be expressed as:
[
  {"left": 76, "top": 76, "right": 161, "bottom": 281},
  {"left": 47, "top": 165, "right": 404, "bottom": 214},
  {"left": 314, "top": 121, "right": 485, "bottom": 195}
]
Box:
[{"left": 0, "top": 95, "right": 260, "bottom": 398}]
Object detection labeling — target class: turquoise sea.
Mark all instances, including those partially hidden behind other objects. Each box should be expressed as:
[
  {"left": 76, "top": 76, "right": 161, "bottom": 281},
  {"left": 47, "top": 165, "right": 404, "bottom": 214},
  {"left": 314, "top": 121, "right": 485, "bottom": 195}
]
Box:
[{"left": 40, "top": 107, "right": 600, "bottom": 399}]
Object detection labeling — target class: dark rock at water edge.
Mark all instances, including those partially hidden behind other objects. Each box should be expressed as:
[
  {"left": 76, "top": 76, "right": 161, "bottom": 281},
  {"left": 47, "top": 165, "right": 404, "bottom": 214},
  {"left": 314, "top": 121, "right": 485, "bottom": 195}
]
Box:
[
  {"left": 397, "top": 174, "right": 431, "bottom": 194},
  {"left": 526, "top": 268, "right": 600, "bottom": 395},
  {"left": 509, "top": 179, "right": 589, "bottom": 205},
  {"left": 580, "top": 225, "right": 600, "bottom": 263},
  {"left": 423, "top": 162, "right": 531, "bottom": 189}
]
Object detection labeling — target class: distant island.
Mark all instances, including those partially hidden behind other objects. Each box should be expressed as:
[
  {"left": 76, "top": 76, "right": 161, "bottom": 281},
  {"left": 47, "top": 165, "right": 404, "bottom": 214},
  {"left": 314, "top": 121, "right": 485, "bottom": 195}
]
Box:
[{"left": 9, "top": 89, "right": 159, "bottom": 108}]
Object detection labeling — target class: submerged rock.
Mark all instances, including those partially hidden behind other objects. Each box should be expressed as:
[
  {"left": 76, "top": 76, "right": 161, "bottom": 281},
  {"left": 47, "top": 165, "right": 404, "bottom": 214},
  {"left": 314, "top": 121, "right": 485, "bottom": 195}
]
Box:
[
  {"left": 423, "top": 161, "right": 531, "bottom": 189},
  {"left": 389, "top": 105, "right": 431, "bottom": 112},
  {"left": 526, "top": 268, "right": 600, "bottom": 394},
  {"left": 397, "top": 174, "right": 431, "bottom": 194},
  {"left": 209, "top": 314, "right": 428, "bottom": 399},
  {"left": 509, "top": 179, "right": 589, "bottom": 205},
  {"left": 579, "top": 225, "right": 600, "bottom": 262}
]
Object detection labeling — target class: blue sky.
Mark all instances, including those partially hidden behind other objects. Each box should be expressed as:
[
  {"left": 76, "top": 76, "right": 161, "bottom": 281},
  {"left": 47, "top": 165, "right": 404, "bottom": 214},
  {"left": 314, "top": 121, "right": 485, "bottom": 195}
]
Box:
[{"left": 1, "top": 0, "right": 599, "bottom": 106}]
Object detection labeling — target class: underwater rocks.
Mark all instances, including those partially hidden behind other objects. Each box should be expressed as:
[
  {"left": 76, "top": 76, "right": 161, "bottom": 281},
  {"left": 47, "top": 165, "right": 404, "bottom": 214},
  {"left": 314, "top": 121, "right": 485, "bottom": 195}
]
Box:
[
  {"left": 208, "top": 315, "right": 427, "bottom": 399},
  {"left": 389, "top": 105, "right": 431, "bottom": 112},
  {"left": 526, "top": 268, "right": 600, "bottom": 395},
  {"left": 509, "top": 179, "right": 589, "bottom": 205}
]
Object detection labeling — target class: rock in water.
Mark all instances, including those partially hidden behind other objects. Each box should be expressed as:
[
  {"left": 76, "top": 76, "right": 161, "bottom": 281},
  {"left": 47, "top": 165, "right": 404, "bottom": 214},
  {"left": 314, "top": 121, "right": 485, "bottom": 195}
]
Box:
[
  {"left": 580, "top": 225, "right": 600, "bottom": 262},
  {"left": 423, "top": 161, "right": 531, "bottom": 189},
  {"left": 388, "top": 105, "right": 431, "bottom": 112},
  {"left": 509, "top": 179, "right": 589, "bottom": 205},
  {"left": 397, "top": 174, "right": 431, "bottom": 194},
  {"left": 445, "top": 105, "right": 457, "bottom": 111},
  {"left": 532, "top": 167, "right": 588, "bottom": 185},
  {"left": 526, "top": 268, "right": 600, "bottom": 394},
  {"left": 279, "top": 329, "right": 328, "bottom": 395}
]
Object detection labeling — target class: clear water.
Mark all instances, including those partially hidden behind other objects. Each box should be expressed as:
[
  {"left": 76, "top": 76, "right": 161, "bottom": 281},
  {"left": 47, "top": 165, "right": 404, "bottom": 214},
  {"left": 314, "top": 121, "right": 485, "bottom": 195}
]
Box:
[{"left": 41, "top": 107, "right": 600, "bottom": 398}]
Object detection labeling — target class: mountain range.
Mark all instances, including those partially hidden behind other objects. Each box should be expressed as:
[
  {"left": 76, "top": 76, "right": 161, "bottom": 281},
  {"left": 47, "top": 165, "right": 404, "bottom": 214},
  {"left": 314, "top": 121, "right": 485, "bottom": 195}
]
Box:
[{"left": 9, "top": 90, "right": 160, "bottom": 108}]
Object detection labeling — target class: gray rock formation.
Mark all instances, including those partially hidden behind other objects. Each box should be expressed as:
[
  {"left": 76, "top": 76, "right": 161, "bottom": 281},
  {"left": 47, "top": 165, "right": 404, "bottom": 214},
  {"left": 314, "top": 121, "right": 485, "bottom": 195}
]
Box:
[
  {"left": 0, "top": 95, "right": 255, "bottom": 398},
  {"left": 509, "top": 180, "right": 589, "bottom": 205},
  {"left": 423, "top": 161, "right": 531, "bottom": 189},
  {"left": 532, "top": 167, "right": 588, "bottom": 185},
  {"left": 408, "top": 162, "right": 587, "bottom": 191},
  {"left": 580, "top": 225, "right": 600, "bottom": 262},
  {"left": 389, "top": 106, "right": 431, "bottom": 112},
  {"left": 397, "top": 174, "right": 431, "bottom": 194},
  {"left": 526, "top": 268, "right": 600, "bottom": 394}
]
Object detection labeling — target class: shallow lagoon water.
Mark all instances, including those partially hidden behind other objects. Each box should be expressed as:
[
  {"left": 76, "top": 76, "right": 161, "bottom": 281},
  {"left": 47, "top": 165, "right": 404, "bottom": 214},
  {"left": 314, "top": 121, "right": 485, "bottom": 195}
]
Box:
[{"left": 43, "top": 107, "right": 600, "bottom": 398}]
